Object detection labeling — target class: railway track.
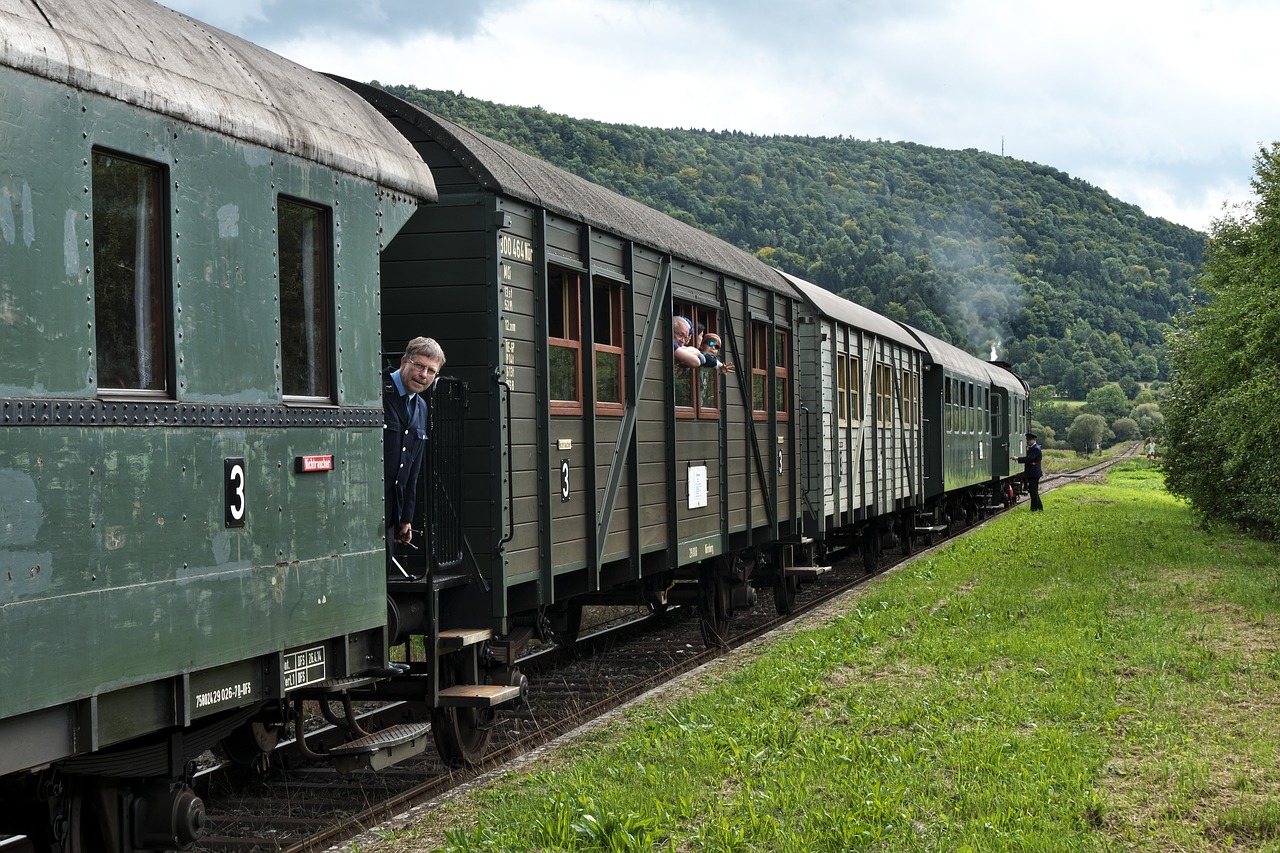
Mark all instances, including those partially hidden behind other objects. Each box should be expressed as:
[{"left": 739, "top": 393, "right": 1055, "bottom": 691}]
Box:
[{"left": 3, "top": 452, "right": 1134, "bottom": 853}]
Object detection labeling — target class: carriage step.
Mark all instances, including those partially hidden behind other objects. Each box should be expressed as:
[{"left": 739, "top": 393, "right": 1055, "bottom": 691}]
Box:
[
  {"left": 437, "top": 628, "right": 492, "bottom": 651},
  {"left": 915, "top": 524, "right": 949, "bottom": 533},
  {"left": 438, "top": 684, "right": 524, "bottom": 708},
  {"left": 784, "top": 565, "right": 831, "bottom": 582},
  {"left": 984, "top": 504, "right": 1006, "bottom": 511},
  {"left": 328, "top": 722, "right": 431, "bottom": 772},
  {"left": 290, "top": 675, "right": 380, "bottom": 697}
]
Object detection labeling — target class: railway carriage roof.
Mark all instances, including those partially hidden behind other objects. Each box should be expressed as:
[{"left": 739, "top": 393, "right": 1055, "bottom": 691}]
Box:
[
  {"left": 782, "top": 274, "right": 922, "bottom": 351},
  {"left": 335, "top": 79, "right": 793, "bottom": 296},
  {"left": 901, "top": 324, "right": 1023, "bottom": 394},
  {"left": 0, "top": 0, "right": 437, "bottom": 200}
]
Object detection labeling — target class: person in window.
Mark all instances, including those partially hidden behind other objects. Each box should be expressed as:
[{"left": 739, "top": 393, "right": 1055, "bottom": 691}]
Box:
[
  {"left": 673, "top": 315, "right": 703, "bottom": 368},
  {"left": 699, "top": 332, "right": 735, "bottom": 374},
  {"left": 1014, "top": 432, "right": 1044, "bottom": 511},
  {"left": 674, "top": 316, "right": 731, "bottom": 372},
  {"left": 384, "top": 336, "right": 445, "bottom": 572}
]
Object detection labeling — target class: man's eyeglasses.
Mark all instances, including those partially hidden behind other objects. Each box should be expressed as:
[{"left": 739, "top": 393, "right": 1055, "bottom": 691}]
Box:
[{"left": 406, "top": 359, "right": 439, "bottom": 376}]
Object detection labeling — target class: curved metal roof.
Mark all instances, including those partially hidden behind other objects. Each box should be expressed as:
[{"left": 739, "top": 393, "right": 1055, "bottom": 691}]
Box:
[
  {"left": 782, "top": 273, "right": 922, "bottom": 351},
  {"left": 984, "top": 362, "right": 1028, "bottom": 396},
  {"left": 0, "top": 0, "right": 437, "bottom": 200},
  {"left": 336, "top": 79, "right": 792, "bottom": 295},
  {"left": 900, "top": 323, "right": 1014, "bottom": 388}
]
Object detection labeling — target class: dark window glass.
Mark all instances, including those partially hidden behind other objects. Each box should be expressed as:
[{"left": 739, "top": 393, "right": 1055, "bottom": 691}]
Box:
[
  {"left": 278, "top": 198, "right": 332, "bottom": 399},
  {"left": 92, "top": 151, "right": 169, "bottom": 392}
]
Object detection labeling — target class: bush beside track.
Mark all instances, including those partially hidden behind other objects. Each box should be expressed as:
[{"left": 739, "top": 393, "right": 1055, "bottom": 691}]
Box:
[{"left": 365, "top": 461, "right": 1280, "bottom": 853}]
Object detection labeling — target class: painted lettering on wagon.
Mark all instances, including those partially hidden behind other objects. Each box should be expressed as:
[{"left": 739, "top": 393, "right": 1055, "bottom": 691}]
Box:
[
  {"left": 499, "top": 234, "right": 533, "bottom": 263},
  {"left": 195, "top": 681, "right": 253, "bottom": 709}
]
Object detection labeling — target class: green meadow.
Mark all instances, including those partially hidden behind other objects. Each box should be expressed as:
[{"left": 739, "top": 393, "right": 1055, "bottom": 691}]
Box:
[{"left": 374, "top": 463, "right": 1280, "bottom": 852}]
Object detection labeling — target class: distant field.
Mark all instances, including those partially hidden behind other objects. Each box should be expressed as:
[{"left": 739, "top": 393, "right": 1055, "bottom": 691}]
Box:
[{"left": 377, "top": 463, "right": 1280, "bottom": 853}]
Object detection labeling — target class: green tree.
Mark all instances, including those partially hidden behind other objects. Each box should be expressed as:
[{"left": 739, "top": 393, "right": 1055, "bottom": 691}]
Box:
[
  {"left": 1164, "top": 143, "right": 1280, "bottom": 537},
  {"left": 1111, "top": 416, "right": 1141, "bottom": 443},
  {"left": 1066, "top": 413, "right": 1109, "bottom": 455},
  {"left": 1084, "top": 383, "right": 1130, "bottom": 421},
  {"left": 1129, "top": 402, "right": 1164, "bottom": 437}
]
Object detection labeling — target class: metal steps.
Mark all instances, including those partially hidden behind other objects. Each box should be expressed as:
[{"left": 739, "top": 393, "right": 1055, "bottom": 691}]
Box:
[
  {"left": 328, "top": 722, "right": 431, "bottom": 772},
  {"left": 438, "top": 683, "right": 525, "bottom": 708}
]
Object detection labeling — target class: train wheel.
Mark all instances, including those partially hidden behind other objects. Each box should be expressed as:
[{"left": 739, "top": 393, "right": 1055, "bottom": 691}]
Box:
[
  {"left": 861, "top": 526, "right": 881, "bottom": 574},
  {"left": 698, "top": 567, "right": 730, "bottom": 646},
  {"left": 15, "top": 780, "right": 122, "bottom": 853},
  {"left": 551, "top": 600, "right": 584, "bottom": 648},
  {"left": 773, "top": 572, "right": 799, "bottom": 615},
  {"left": 432, "top": 659, "right": 495, "bottom": 767},
  {"left": 432, "top": 705, "right": 494, "bottom": 768}
]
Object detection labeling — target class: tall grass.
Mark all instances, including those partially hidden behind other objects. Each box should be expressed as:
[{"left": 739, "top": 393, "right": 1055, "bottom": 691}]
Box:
[{"left": 388, "top": 463, "right": 1280, "bottom": 852}]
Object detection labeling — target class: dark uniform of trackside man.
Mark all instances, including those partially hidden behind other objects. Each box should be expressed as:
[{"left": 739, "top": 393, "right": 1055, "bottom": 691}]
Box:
[
  {"left": 383, "top": 336, "right": 445, "bottom": 575},
  {"left": 1014, "top": 432, "right": 1044, "bottom": 511}
]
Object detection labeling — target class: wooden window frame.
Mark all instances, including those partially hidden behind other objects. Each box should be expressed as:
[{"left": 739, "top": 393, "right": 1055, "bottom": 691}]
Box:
[
  {"left": 750, "top": 322, "right": 769, "bottom": 420},
  {"left": 876, "top": 363, "right": 893, "bottom": 427},
  {"left": 593, "top": 277, "right": 625, "bottom": 416},
  {"left": 548, "top": 267, "right": 583, "bottom": 416},
  {"left": 773, "top": 328, "right": 790, "bottom": 420},
  {"left": 674, "top": 300, "right": 722, "bottom": 420},
  {"left": 849, "top": 354, "right": 861, "bottom": 427},
  {"left": 837, "top": 355, "right": 848, "bottom": 428}
]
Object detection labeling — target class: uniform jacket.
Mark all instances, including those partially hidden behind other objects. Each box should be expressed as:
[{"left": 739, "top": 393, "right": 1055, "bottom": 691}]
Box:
[
  {"left": 383, "top": 366, "right": 428, "bottom": 528},
  {"left": 1016, "top": 442, "right": 1043, "bottom": 480}
]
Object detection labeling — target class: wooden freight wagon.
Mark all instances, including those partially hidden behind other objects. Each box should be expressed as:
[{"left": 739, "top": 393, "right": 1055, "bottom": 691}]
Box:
[{"left": 339, "top": 82, "right": 806, "bottom": 757}]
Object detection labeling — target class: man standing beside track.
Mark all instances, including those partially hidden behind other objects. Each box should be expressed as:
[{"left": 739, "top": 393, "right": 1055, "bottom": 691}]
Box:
[
  {"left": 384, "top": 336, "right": 446, "bottom": 574},
  {"left": 1015, "top": 432, "right": 1044, "bottom": 512}
]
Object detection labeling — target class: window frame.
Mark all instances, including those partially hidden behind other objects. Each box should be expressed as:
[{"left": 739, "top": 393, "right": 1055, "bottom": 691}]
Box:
[
  {"left": 277, "top": 195, "right": 335, "bottom": 403},
  {"left": 91, "top": 147, "right": 173, "bottom": 397},
  {"left": 548, "top": 267, "right": 584, "bottom": 417},
  {"left": 773, "top": 328, "right": 790, "bottom": 420},
  {"left": 875, "top": 363, "right": 894, "bottom": 427},
  {"left": 848, "top": 354, "right": 861, "bottom": 428},
  {"left": 593, "top": 276, "right": 625, "bottom": 416},
  {"left": 674, "top": 300, "right": 722, "bottom": 420}
]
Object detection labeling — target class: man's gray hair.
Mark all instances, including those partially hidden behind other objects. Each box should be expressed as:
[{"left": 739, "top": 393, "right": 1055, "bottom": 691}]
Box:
[{"left": 404, "top": 336, "right": 446, "bottom": 366}]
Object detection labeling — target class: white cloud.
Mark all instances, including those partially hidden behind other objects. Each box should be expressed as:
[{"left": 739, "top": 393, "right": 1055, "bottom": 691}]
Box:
[{"left": 161, "top": 0, "right": 1280, "bottom": 231}]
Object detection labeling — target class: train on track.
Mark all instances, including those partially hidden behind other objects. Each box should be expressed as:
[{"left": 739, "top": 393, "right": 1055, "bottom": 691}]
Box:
[{"left": 0, "top": 1, "right": 1030, "bottom": 850}]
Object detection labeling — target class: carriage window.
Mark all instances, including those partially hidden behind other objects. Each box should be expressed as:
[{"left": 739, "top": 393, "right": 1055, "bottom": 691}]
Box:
[
  {"left": 750, "top": 323, "right": 768, "bottom": 418},
  {"left": 944, "top": 377, "right": 954, "bottom": 431},
  {"left": 848, "top": 355, "right": 861, "bottom": 427},
  {"left": 549, "top": 268, "right": 582, "bottom": 415},
  {"left": 92, "top": 150, "right": 171, "bottom": 393},
  {"left": 837, "top": 356, "right": 848, "bottom": 428},
  {"left": 990, "top": 393, "right": 1003, "bottom": 437},
  {"left": 594, "top": 278, "right": 624, "bottom": 414},
  {"left": 674, "top": 300, "right": 721, "bottom": 418},
  {"left": 774, "top": 329, "right": 790, "bottom": 419},
  {"left": 278, "top": 198, "right": 333, "bottom": 400},
  {"left": 901, "top": 369, "right": 917, "bottom": 426},
  {"left": 876, "top": 363, "right": 893, "bottom": 426}
]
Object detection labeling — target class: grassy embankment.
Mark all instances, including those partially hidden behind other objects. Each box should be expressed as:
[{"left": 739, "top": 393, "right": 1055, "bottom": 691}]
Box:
[{"left": 377, "top": 461, "right": 1280, "bottom": 852}]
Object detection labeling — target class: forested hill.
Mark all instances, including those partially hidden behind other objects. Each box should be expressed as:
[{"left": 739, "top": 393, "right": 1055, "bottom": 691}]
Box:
[{"left": 383, "top": 83, "right": 1206, "bottom": 394}]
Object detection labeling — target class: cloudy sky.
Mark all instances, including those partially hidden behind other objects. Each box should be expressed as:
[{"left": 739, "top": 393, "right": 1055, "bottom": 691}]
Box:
[{"left": 160, "top": 0, "right": 1278, "bottom": 233}]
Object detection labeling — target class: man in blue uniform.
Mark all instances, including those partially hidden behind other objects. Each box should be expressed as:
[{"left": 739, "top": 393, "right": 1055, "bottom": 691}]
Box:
[
  {"left": 1014, "top": 432, "right": 1044, "bottom": 511},
  {"left": 384, "top": 337, "right": 445, "bottom": 573}
]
